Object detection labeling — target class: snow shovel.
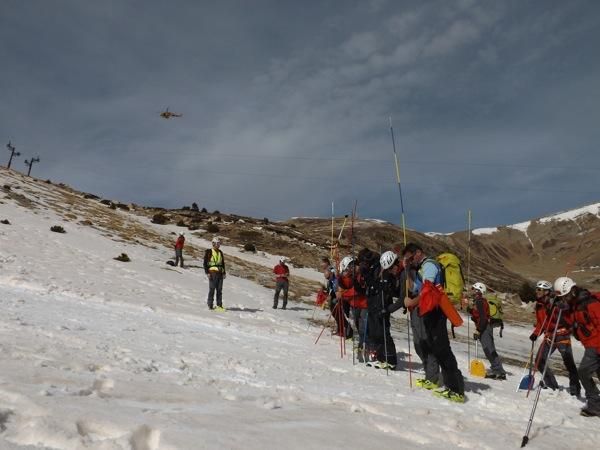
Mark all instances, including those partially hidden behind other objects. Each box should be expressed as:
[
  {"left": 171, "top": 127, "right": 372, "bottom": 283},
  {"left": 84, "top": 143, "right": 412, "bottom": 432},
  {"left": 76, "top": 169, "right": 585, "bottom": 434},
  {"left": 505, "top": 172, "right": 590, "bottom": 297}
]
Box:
[
  {"left": 470, "top": 339, "right": 486, "bottom": 378},
  {"left": 518, "top": 341, "right": 535, "bottom": 391}
]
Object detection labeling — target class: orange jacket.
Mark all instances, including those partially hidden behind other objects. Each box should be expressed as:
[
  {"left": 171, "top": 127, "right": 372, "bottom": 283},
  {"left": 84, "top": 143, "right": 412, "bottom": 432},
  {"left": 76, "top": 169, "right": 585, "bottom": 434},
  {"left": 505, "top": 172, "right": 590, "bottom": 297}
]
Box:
[
  {"left": 338, "top": 274, "right": 367, "bottom": 309},
  {"left": 570, "top": 292, "right": 600, "bottom": 351}
]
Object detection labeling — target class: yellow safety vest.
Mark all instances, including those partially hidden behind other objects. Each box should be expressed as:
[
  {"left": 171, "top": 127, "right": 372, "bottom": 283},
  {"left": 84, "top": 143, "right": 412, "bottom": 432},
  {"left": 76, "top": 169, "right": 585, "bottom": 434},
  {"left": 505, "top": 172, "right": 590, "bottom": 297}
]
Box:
[{"left": 208, "top": 249, "right": 223, "bottom": 272}]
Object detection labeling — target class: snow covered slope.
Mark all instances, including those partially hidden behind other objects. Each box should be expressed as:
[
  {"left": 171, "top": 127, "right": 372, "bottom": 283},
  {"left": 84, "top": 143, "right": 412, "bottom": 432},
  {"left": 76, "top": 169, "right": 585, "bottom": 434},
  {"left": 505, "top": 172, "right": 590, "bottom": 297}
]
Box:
[{"left": 0, "top": 169, "right": 597, "bottom": 449}]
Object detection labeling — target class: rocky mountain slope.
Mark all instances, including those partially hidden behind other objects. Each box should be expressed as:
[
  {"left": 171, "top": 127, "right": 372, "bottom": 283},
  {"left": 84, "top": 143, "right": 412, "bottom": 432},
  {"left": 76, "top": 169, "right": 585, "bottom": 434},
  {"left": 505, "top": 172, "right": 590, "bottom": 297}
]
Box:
[
  {"left": 432, "top": 204, "right": 600, "bottom": 292},
  {"left": 2, "top": 166, "right": 597, "bottom": 305}
]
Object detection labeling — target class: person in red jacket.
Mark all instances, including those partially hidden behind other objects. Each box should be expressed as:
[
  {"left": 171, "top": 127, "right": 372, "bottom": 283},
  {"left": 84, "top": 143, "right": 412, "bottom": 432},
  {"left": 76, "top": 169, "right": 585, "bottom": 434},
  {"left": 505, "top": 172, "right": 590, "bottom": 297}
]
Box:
[
  {"left": 554, "top": 276, "right": 600, "bottom": 416},
  {"left": 273, "top": 258, "right": 290, "bottom": 309},
  {"left": 335, "top": 255, "right": 368, "bottom": 342},
  {"left": 530, "top": 280, "right": 581, "bottom": 395},
  {"left": 469, "top": 282, "right": 506, "bottom": 379},
  {"left": 174, "top": 232, "right": 185, "bottom": 267}
]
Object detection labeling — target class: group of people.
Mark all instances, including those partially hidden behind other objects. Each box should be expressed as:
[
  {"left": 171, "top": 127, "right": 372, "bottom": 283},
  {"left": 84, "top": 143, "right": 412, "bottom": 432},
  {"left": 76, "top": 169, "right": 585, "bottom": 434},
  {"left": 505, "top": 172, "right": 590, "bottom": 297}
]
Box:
[
  {"left": 321, "top": 242, "right": 466, "bottom": 402},
  {"left": 320, "top": 241, "right": 600, "bottom": 415},
  {"left": 528, "top": 277, "right": 600, "bottom": 417},
  {"left": 176, "top": 233, "right": 600, "bottom": 416}
]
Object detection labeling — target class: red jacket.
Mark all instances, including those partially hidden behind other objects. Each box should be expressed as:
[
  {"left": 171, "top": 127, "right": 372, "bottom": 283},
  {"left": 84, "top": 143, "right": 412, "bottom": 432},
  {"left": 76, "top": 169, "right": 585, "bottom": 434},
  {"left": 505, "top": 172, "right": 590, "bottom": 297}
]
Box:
[
  {"left": 470, "top": 297, "right": 490, "bottom": 332},
  {"left": 175, "top": 236, "right": 185, "bottom": 249},
  {"left": 570, "top": 291, "right": 600, "bottom": 351},
  {"left": 273, "top": 263, "right": 289, "bottom": 281},
  {"left": 338, "top": 274, "right": 367, "bottom": 309},
  {"left": 533, "top": 300, "right": 572, "bottom": 339},
  {"left": 532, "top": 300, "right": 547, "bottom": 336}
]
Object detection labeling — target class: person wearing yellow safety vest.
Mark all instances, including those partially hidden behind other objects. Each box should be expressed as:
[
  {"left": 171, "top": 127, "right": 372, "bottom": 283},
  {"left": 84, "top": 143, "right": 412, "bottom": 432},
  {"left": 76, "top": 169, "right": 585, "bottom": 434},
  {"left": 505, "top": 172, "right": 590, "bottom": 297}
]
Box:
[{"left": 203, "top": 236, "right": 226, "bottom": 311}]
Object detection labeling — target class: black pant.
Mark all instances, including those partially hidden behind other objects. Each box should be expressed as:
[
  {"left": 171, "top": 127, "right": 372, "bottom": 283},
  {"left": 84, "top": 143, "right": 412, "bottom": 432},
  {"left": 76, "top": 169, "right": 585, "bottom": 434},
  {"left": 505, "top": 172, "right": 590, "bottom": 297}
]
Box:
[
  {"left": 331, "top": 299, "right": 352, "bottom": 338},
  {"left": 207, "top": 272, "right": 224, "bottom": 308},
  {"left": 537, "top": 337, "right": 581, "bottom": 393},
  {"left": 423, "top": 309, "right": 464, "bottom": 394},
  {"left": 579, "top": 348, "right": 600, "bottom": 412},
  {"left": 273, "top": 280, "right": 289, "bottom": 308},
  {"left": 175, "top": 249, "right": 184, "bottom": 267},
  {"left": 411, "top": 308, "right": 442, "bottom": 385},
  {"left": 366, "top": 296, "right": 396, "bottom": 366}
]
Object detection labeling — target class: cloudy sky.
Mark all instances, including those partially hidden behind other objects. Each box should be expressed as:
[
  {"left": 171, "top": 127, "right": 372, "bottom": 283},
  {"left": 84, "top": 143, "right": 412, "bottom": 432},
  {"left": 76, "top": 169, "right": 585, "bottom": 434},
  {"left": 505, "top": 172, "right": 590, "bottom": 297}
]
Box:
[{"left": 1, "top": 0, "right": 599, "bottom": 231}]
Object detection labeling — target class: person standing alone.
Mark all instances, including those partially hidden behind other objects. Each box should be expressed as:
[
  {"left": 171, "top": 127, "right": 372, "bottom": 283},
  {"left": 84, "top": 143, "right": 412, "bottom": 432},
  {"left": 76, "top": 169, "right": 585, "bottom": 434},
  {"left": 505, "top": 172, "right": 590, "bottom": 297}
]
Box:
[
  {"left": 204, "top": 236, "right": 226, "bottom": 311},
  {"left": 273, "top": 258, "right": 290, "bottom": 309},
  {"left": 469, "top": 282, "right": 507, "bottom": 380},
  {"left": 174, "top": 232, "right": 185, "bottom": 268}
]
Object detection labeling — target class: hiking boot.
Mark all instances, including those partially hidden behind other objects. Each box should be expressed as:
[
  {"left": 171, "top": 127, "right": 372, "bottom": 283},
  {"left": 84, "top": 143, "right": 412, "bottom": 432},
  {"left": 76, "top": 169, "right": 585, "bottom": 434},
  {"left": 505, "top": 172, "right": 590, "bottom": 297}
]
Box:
[
  {"left": 282, "top": 305, "right": 287, "bottom": 310},
  {"left": 416, "top": 378, "right": 439, "bottom": 390},
  {"left": 580, "top": 407, "right": 600, "bottom": 417},
  {"left": 374, "top": 361, "right": 395, "bottom": 370},
  {"left": 272, "top": 305, "right": 277, "bottom": 309},
  {"left": 485, "top": 372, "right": 506, "bottom": 380},
  {"left": 208, "top": 305, "right": 214, "bottom": 310},
  {"left": 366, "top": 361, "right": 395, "bottom": 370},
  {"left": 432, "top": 388, "right": 465, "bottom": 403},
  {"left": 214, "top": 306, "right": 226, "bottom": 312},
  {"left": 570, "top": 387, "right": 581, "bottom": 397}
]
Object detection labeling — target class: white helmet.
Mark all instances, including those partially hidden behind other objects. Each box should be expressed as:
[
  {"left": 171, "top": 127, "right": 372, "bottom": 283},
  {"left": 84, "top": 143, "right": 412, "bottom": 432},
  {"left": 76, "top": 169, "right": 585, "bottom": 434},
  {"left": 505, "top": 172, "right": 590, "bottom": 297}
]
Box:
[
  {"left": 554, "top": 277, "right": 576, "bottom": 297},
  {"left": 536, "top": 280, "right": 552, "bottom": 291},
  {"left": 212, "top": 236, "right": 221, "bottom": 245},
  {"left": 380, "top": 251, "right": 398, "bottom": 270},
  {"left": 340, "top": 256, "right": 354, "bottom": 272},
  {"left": 472, "top": 282, "right": 487, "bottom": 294}
]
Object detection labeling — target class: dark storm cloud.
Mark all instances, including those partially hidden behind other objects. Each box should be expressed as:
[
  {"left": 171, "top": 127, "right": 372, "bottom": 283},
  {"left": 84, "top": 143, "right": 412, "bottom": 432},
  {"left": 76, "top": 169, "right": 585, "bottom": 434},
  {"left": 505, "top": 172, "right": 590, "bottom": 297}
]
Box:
[{"left": 1, "top": 0, "right": 599, "bottom": 231}]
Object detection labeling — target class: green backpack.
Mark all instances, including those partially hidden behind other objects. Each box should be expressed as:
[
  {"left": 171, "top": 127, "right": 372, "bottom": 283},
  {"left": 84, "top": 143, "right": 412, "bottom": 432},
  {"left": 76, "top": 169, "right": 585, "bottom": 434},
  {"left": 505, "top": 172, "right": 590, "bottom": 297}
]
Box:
[
  {"left": 487, "top": 294, "right": 504, "bottom": 335},
  {"left": 436, "top": 253, "right": 465, "bottom": 305}
]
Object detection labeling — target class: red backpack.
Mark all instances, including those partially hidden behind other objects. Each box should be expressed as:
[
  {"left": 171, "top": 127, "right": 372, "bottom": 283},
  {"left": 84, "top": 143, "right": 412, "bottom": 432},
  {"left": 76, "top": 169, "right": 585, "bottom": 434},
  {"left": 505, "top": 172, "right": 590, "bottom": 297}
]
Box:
[{"left": 419, "top": 280, "right": 464, "bottom": 327}]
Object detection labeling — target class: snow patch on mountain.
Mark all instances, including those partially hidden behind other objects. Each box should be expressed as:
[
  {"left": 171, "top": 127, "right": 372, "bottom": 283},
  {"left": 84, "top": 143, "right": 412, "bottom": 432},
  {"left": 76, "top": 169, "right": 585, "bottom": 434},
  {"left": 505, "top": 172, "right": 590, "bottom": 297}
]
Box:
[
  {"left": 539, "top": 202, "right": 600, "bottom": 223},
  {"left": 472, "top": 227, "right": 498, "bottom": 236}
]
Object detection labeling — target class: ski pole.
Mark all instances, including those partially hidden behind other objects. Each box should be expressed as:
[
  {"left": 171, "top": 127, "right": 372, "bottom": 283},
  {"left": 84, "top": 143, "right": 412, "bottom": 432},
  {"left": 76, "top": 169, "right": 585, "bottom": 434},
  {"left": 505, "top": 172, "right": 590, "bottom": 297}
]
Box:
[
  {"left": 521, "top": 308, "right": 564, "bottom": 448},
  {"left": 349, "top": 202, "right": 357, "bottom": 363},
  {"left": 314, "top": 302, "right": 337, "bottom": 345},
  {"left": 381, "top": 283, "right": 390, "bottom": 375},
  {"left": 331, "top": 201, "right": 334, "bottom": 260},
  {"left": 389, "top": 117, "right": 412, "bottom": 388},
  {"left": 467, "top": 210, "right": 472, "bottom": 368},
  {"left": 526, "top": 339, "right": 535, "bottom": 370},
  {"left": 526, "top": 307, "right": 555, "bottom": 397},
  {"left": 363, "top": 310, "right": 369, "bottom": 363}
]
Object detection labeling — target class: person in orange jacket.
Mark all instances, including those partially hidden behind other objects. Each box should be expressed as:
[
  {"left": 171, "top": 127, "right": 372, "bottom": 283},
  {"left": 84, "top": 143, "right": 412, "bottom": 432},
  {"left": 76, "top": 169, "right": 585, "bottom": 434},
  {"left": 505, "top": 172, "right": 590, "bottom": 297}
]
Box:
[
  {"left": 555, "top": 277, "right": 600, "bottom": 416},
  {"left": 530, "top": 280, "right": 580, "bottom": 395},
  {"left": 403, "top": 242, "right": 464, "bottom": 402},
  {"left": 273, "top": 258, "right": 290, "bottom": 309}
]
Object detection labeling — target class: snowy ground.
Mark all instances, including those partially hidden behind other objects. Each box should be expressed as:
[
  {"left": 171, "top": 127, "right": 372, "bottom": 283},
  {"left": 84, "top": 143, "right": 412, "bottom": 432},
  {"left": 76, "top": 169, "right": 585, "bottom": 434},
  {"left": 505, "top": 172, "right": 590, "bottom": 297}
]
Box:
[{"left": 0, "top": 176, "right": 598, "bottom": 449}]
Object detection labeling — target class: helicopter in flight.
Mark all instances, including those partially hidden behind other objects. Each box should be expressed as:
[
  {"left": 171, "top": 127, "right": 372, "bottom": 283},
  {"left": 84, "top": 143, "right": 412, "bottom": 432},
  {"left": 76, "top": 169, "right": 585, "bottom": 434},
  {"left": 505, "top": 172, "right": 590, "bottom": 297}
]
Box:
[{"left": 160, "top": 108, "right": 182, "bottom": 119}]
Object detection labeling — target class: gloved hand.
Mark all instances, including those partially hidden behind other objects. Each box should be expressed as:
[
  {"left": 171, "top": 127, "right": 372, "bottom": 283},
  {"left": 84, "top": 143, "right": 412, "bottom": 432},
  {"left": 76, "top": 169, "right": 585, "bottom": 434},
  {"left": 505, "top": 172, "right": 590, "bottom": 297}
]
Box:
[
  {"left": 402, "top": 307, "right": 408, "bottom": 315},
  {"left": 473, "top": 332, "right": 480, "bottom": 341},
  {"left": 529, "top": 333, "right": 538, "bottom": 342},
  {"left": 556, "top": 300, "right": 569, "bottom": 311}
]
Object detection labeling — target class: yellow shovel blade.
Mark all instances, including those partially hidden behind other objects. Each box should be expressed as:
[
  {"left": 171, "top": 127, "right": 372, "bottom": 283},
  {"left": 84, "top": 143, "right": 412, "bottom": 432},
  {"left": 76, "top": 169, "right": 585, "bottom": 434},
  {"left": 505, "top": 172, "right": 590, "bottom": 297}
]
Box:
[{"left": 470, "top": 359, "right": 486, "bottom": 378}]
